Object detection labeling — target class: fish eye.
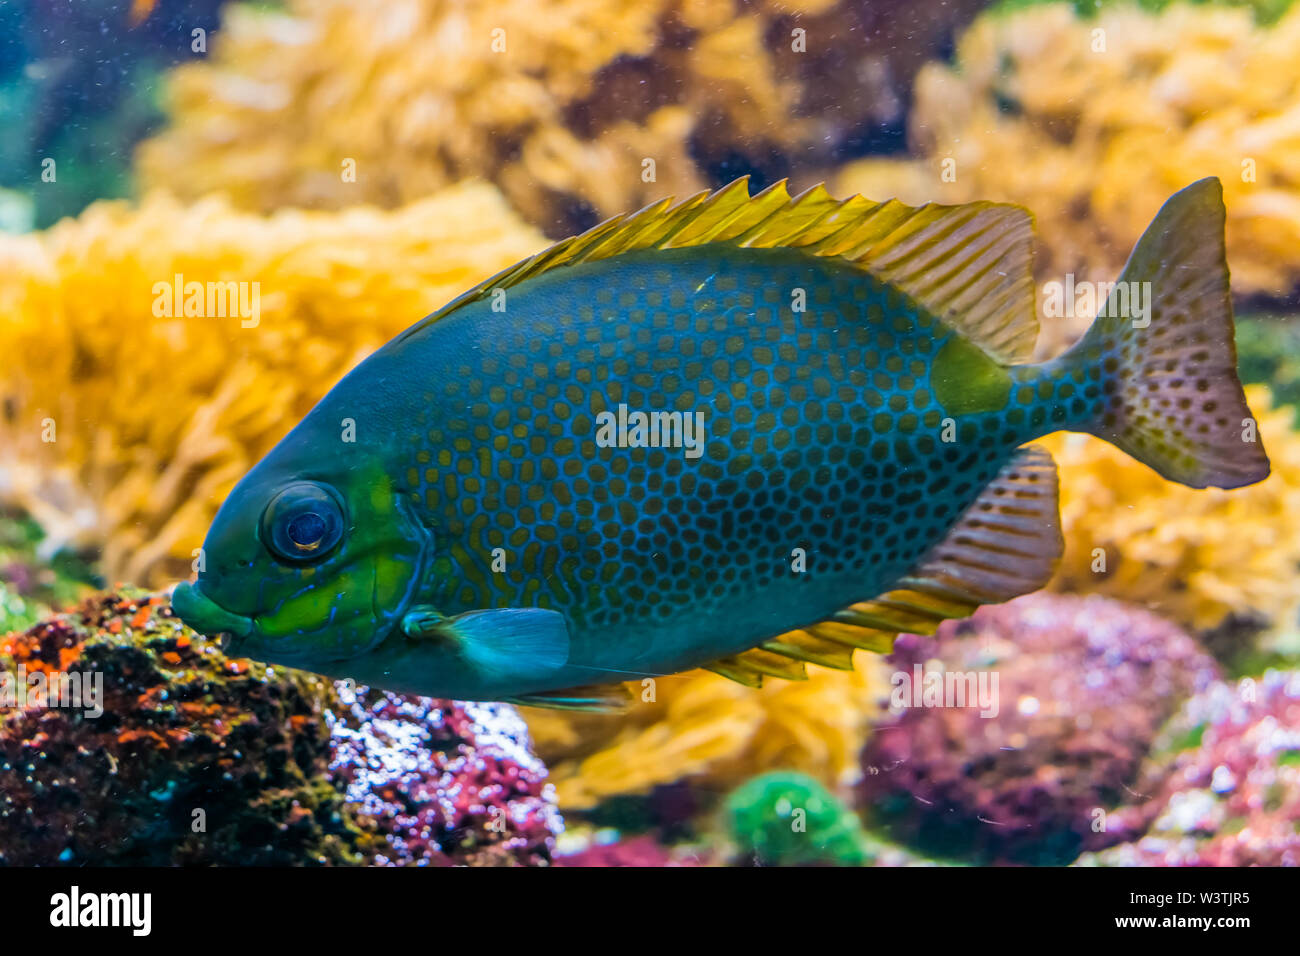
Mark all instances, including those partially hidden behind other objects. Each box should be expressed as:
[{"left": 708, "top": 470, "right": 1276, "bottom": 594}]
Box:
[{"left": 261, "top": 481, "right": 345, "bottom": 565}]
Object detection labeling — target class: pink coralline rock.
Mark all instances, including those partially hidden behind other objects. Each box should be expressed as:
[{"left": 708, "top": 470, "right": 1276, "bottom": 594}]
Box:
[
  {"left": 858, "top": 592, "right": 1220, "bottom": 865},
  {"left": 554, "top": 834, "right": 706, "bottom": 867},
  {"left": 1076, "top": 670, "right": 1300, "bottom": 867},
  {"left": 328, "top": 683, "right": 563, "bottom": 866}
]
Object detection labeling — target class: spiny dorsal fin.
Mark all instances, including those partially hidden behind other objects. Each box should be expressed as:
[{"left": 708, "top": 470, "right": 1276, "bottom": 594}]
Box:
[
  {"left": 400, "top": 178, "right": 1039, "bottom": 363},
  {"left": 701, "top": 444, "right": 1063, "bottom": 687}
]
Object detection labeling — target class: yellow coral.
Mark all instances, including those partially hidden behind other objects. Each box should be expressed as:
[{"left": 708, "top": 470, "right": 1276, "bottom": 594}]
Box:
[
  {"left": 1045, "top": 385, "right": 1300, "bottom": 636},
  {"left": 137, "top": 0, "right": 981, "bottom": 234},
  {"left": 0, "top": 183, "right": 548, "bottom": 585},
  {"left": 837, "top": 3, "right": 1300, "bottom": 354},
  {"left": 524, "top": 661, "right": 887, "bottom": 809}
]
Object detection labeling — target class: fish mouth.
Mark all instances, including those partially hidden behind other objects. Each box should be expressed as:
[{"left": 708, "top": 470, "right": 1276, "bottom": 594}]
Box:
[{"left": 171, "top": 581, "right": 254, "bottom": 654}]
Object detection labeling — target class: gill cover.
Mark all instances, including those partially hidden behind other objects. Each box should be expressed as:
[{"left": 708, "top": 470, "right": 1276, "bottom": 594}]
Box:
[{"left": 177, "top": 453, "right": 431, "bottom": 667}]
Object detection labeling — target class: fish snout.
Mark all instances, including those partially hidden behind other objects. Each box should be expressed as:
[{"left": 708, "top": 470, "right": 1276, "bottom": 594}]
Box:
[{"left": 171, "top": 581, "right": 254, "bottom": 653}]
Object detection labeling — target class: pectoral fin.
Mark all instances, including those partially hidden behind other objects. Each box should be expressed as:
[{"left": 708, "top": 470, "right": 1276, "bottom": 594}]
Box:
[
  {"left": 401, "top": 606, "right": 570, "bottom": 681},
  {"left": 505, "top": 682, "right": 633, "bottom": 713}
]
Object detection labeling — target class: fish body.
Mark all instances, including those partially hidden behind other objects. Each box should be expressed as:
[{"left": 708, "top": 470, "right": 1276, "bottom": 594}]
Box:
[{"left": 173, "top": 177, "right": 1270, "bottom": 708}]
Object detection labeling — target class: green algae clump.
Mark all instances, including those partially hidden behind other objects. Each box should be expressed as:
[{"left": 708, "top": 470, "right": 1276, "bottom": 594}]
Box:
[{"left": 725, "top": 772, "right": 878, "bottom": 867}]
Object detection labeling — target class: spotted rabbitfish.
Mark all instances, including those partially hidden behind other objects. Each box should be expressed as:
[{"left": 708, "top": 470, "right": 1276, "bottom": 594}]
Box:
[{"left": 172, "top": 177, "right": 1270, "bottom": 710}]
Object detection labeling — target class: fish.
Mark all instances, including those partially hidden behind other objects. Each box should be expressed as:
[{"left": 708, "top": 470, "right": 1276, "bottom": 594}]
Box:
[{"left": 171, "top": 175, "right": 1270, "bottom": 711}]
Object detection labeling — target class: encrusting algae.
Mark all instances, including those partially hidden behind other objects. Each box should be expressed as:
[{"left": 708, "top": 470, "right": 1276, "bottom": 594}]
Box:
[
  {"left": 137, "top": 0, "right": 986, "bottom": 235},
  {"left": 838, "top": 2, "right": 1300, "bottom": 352},
  {"left": 0, "top": 184, "right": 548, "bottom": 586}
]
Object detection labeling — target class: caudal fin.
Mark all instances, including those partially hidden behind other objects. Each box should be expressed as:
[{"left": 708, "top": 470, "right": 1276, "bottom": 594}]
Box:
[{"left": 1067, "top": 177, "right": 1270, "bottom": 489}]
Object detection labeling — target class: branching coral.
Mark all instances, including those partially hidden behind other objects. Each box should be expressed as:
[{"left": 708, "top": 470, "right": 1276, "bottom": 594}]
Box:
[
  {"left": 137, "top": 0, "right": 986, "bottom": 236},
  {"left": 837, "top": 2, "right": 1300, "bottom": 354},
  {"left": 1044, "top": 385, "right": 1300, "bottom": 642},
  {"left": 0, "top": 183, "right": 547, "bottom": 586},
  {"left": 522, "top": 660, "right": 888, "bottom": 810}
]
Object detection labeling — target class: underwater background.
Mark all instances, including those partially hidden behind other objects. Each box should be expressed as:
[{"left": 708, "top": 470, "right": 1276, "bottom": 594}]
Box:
[{"left": 1, "top": 0, "right": 1299, "bottom": 866}]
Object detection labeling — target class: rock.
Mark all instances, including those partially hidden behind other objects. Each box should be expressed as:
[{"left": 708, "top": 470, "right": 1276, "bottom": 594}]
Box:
[
  {"left": 858, "top": 593, "right": 1219, "bottom": 865},
  {"left": 0, "top": 588, "right": 361, "bottom": 865},
  {"left": 329, "top": 686, "right": 561, "bottom": 866},
  {"left": 0, "top": 588, "right": 560, "bottom": 865},
  {"left": 1077, "top": 670, "right": 1300, "bottom": 867}
]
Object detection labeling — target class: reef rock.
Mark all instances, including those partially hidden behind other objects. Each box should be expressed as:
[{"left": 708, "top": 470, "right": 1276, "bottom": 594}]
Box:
[
  {"left": 0, "top": 589, "right": 559, "bottom": 865},
  {"left": 1077, "top": 670, "right": 1300, "bottom": 867},
  {"left": 330, "top": 686, "right": 561, "bottom": 866},
  {"left": 858, "top": 592, "right": 1219, "bottom": 865}
]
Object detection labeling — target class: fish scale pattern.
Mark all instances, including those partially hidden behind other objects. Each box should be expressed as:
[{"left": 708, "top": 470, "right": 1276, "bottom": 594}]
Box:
[{"left": 398, "top": 244, "right": 1071, "bottom": 647}]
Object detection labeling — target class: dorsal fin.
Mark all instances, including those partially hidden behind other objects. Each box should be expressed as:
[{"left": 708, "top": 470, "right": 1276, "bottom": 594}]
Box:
[
  {"left": 704, "top": 445, "right": 1063, "bottom": 687},
  {"left": 398, "top": 178, "right": 1039, "bottom": 363}
]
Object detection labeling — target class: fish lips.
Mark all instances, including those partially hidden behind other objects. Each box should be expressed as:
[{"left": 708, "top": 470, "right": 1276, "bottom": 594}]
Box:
[{"left": 171, "top": 580, "right": 254, "bottom": 653}]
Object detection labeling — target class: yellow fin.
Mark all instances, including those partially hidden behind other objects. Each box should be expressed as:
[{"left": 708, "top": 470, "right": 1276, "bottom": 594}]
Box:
[
  {"left": 759, "top": 629, "right": 856, "bottom": 671},
  {"left": 400, "top": 178, "right": 1039, "bottom": 363},
  {"left": 703, "top": 658, "right": 764, "bottom": 688},
  {"left": 807, "top": 620, "right": 897, "bottom": 653},
  {"left": 704, "top": 631, "right": 856, "bottom": 686},
  {"left": 704, "top": 647, "right": 809, "bottom": 687}
]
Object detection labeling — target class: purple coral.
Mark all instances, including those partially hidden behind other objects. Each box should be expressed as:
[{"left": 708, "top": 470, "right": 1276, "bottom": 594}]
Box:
[
  {"left": 327, "top": 683, "right": 561, "bottom": 866},
  {"left": 858, "top": 592, "right": 1219, "bottom": 865},
  {"left": 1077, "top": 670, "right": 1300, "bottom": 867}
]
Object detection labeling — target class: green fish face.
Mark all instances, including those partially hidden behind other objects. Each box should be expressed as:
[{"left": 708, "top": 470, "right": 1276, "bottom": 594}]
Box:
[{"left": 173, "top": 449, "right": 432, "bottom": 669}]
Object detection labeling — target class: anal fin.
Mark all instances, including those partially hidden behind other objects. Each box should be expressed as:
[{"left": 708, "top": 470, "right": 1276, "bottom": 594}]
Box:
[
  {"left": 704, "top": 647, "right": 810, "bottom": 687},
  {"left": 892, "top": 443, "right": 1063, "bottom": 606},
  {"left": 702, "top": 444, "right": 1063, "bottom": 687}
]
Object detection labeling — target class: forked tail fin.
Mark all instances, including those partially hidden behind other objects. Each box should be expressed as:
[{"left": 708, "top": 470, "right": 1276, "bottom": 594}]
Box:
[{"left": 1065, "top": 177, "right": 1270, "bottom": 489}]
